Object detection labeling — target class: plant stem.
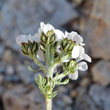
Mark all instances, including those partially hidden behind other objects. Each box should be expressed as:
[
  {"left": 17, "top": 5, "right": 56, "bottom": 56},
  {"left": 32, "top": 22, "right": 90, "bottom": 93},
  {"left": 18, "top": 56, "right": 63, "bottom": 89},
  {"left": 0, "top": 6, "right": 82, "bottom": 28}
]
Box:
[
  {"left": 46, "top": 98, "right": 52, "bottom": 110},
  {"left": 32, "top": 55, "right": 46, "bottom": 73},
  {"left": 54, "top": 71, "right": 69, "bottom": 81}
]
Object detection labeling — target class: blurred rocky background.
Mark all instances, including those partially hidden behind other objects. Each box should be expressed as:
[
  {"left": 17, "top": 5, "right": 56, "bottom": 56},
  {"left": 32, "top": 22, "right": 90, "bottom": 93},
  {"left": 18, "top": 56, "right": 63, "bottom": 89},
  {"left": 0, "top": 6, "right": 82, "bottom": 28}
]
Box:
[{"left": 0, "top": 0, "right": 110, "bottom": 110}]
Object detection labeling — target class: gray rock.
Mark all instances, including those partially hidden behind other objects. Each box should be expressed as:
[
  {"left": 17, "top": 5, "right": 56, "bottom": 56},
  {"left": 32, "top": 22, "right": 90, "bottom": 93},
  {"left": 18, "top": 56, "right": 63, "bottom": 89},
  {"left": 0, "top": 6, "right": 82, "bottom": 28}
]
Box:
[
  {"left": 55, "top": 99, "right": 65, "bottom": 108},
  {"left": 0, "top": 86, "right": 4, "bottom": 96},
  {"left": 4, "top": 75, "right": 20, "bottom": 83},
  {"left": 0, "top": 66, "right": 5, "bottom": 74},
  {"left": 0, "top": 0, "right": 77, "bottom": 51},
  {"left": 3, "top": 49, "right": 13, "bottom": 63},
  {"left": 72, "top": 0, "right": 83, "bottom": 6},
  {"left": 92, "top": 60, "right": 110, "bottom": 86},
  {"left": 6, "top": 65, "right": 14, "bottom": 75},
  {"left": 2, "top": 85, "right": 45, "bottom": 110},
  {"left": 16, "top": 64, "right": 33, "bottom": 84},
  {"left": 65, "top": 106, "right": 72, "bottom": 110},
  {"left": 0, "top": 75, "right": 3, "bottom": 84},
  {"left": 0, "top": 45, "right": 4, "bottom": 58},
  {"left": 80, "top": 77, "right": 90, "bottom": 87},
  {"left": 90, "top": 0, "right": 110, "bottom": 26},
  {"left": 82, "top": 0, "right": 110, "bottom": 60},
  {"left": 63, "top": 95, "right": 73, "bottom": 105},
  {"left": 57, "top": 86, "right": 68, "bottom": 94},
  {"left": 74, "top": 94, "right": 98, "bottom": 110},
  {"left": 89, "top": 84, "right": 110, "bottom": 110}
]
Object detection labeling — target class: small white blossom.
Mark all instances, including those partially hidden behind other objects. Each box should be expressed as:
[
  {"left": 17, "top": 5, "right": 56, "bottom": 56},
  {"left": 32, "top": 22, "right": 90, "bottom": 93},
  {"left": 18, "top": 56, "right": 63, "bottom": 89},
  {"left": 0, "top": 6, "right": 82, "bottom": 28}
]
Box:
[
  {"left": 65, "top": 31, "right": 89, "bottom": 61},
  {"left": 72, "top": 45, "right": 84, "bottom": 59},
  {"left": 65, "top": 31, "right": 84, "bottom": 44},
  {"left": 40, "top": 22, "right": 55, "bottom": 35},
  {"left": 55, "top": 29, "right": 65, "bottom": 41},
  {"left": 37, "top": 22, "right": 65, "bottom": 41},
  {"left": 68, "top": 61, "right": 88, "bottom": 80},
  {"left": 16, "top": 34, "right": 39, "bottom": 46}
]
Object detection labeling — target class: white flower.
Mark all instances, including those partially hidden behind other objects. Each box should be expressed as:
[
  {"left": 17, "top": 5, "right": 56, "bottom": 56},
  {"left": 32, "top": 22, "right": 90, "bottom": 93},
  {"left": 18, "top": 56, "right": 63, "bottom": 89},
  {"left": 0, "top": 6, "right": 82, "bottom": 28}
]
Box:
[
  {"left": 55, "top": 29, "right": 65, "bottom": 41},
  {"left": 16, "top": 34, "right": 39, "bottom": 46},
  {"left": 68, "top": 61, "right": 88, "bottom": 80},
  {"left": 65, "top": 31, "right": 84, "bottom": 45},
  {"left": 72, "top": 45, "right": 84, "bottom": 59},
  {"left": 37, "top": 22, "right": 65, "bottom": 41},
  {"left": 72, "top": 45, "right": 92, "bottom": 62}
]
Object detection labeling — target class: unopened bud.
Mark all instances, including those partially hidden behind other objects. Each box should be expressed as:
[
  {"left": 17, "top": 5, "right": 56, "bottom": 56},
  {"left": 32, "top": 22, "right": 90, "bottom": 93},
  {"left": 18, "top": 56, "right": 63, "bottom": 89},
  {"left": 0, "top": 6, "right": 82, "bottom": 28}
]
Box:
[
  {"left": 21, "top": 41, "right": 38, "bottom": 56},
  {"left": 60, "top": 38, "right": 75, "bottom": 52},
  {"left": 63, "top": 60, "right": 78, "bottom": 73},
  {"left": 41, "top": 29, "right": 56, "bottom": 45},
  {"left": 40, "top": 44, "right": 45, "bottom": 52}
]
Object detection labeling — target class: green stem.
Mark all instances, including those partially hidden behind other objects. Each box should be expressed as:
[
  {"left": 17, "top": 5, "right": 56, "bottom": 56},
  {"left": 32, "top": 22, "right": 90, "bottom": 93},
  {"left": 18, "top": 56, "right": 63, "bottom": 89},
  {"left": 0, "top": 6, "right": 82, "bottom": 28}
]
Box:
[
  {"left": 32, "top": 55, "right": 46, "bottom": 73},
  {"left": 53, "top": 54, "right": 69, "bottom": 67},
  {"left": 45, "top": 44, "right": 51, "bottom": 67},
  {"left": 54, "top": 71, "right": 69, "bottom": 81},
  {"left": 46, "top": 98, "right": 52, "bottom": 110}
]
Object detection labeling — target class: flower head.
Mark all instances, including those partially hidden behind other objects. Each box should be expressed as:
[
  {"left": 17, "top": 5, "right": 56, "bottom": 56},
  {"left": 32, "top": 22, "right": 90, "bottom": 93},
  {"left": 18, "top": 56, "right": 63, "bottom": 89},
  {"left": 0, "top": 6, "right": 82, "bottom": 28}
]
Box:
[
  {"left": 65, "top": 31, "right": 84, "bottom": 45},
  {"left": 37, "top": 22, "right": 65, "bottom": 43}
]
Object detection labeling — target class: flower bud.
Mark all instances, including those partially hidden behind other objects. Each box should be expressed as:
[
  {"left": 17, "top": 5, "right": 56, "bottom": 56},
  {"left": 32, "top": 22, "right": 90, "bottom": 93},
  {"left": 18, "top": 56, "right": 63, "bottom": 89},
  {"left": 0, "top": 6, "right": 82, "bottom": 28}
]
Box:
[
  {"left": 60, "top": 38, "right": 75, "bottom": 53},
  {"left": 40, "top": 44, "right": 45, "bottom": 52},
  {"left": 21, "top": 41, "right": 38, "bottom": 56},
  {"left": 40, "top": 29, "right": 56, "bottom": 45},
  {"left": 63, "top": 60, "right": 78, "bottom": 73}
]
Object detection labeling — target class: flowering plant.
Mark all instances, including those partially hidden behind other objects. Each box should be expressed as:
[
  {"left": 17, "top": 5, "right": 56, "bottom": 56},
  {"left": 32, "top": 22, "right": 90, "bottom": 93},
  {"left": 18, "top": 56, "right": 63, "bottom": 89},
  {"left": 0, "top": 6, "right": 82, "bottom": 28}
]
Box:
[{"left": 16, "top": 22, "right": 91, "bottom": 110}]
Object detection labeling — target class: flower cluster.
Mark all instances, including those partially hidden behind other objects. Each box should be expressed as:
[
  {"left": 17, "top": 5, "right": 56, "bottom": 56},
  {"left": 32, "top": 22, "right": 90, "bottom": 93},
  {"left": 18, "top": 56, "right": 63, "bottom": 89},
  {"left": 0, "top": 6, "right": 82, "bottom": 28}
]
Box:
[{"left": 16, "top": 22, "right": 91, "bottom": 81}]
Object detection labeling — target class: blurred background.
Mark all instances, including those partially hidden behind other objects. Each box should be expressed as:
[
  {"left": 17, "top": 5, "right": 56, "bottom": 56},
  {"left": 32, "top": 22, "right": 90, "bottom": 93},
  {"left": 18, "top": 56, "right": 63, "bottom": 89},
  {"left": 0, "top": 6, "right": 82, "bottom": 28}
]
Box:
[{"left": 0, "top": 0, "right": 110, "bottom": 110}]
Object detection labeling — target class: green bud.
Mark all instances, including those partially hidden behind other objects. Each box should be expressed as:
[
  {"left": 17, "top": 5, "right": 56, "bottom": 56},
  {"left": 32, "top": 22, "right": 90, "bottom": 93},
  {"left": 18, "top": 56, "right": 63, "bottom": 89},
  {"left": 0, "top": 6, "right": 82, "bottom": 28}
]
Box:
[
  {"left": 32, "top": 42, "right": 38, "bottom": 54},
  {"left": 50, "top": 34, "right": 56, "bottom": 44},
  {"left": 63, "top": 60, "right": 78, "bottom": 73},
  {"left": 21, "top": 43, "right": 28, "bottom": 55},
  {"left": 27, "top": 45, "right": 32, "bottom": 55},
  {"left": 21, "top": 41, "right": 38, "bottom": 56},
  {"left": 62, "top": 39, "right": 68, "bottom": 47},
  {"left": 41, "top": 30, "right": 56, "bottom": 45},
  {"left": 41, "top": 33, "right": 47, "bottom": 44},
  {"left": 40, "top": 44, "right": 45, "bottom": 52},
  {"left": 46, "top": 29, "right": 54, "bottom": 38},
  {"left": 60, "top": 38, "right": 75, "bottom": 53}
]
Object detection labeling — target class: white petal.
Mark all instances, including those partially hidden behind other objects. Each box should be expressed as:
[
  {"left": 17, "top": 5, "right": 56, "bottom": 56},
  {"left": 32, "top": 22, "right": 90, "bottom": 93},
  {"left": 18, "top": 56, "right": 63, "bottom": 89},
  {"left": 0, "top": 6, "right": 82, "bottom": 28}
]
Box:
[
  {"left": 16, "top": 35, "right": 28, "bottom": 46},
  {"left": 65, "top": 31, "right": 84, "bottom": 44},
  {"left": 79, "top": 46, "right": 85, "bottom": 56},
  {"left": 63, "top": 59, "right": 70, "bottom": 62},
  {"left": 55, "top": 29, "right": 65, "bottom": 41},
  {"left": 82, "top": 53, "right": 92, "bottom": 62},
  {"left": 56, "top": 44, "right": 61, "bottom": 53},
  {"left": 72, "top": 32, "right": 83, "bottom": 43},
  {"left": 65, "top": 31, "right": 73, "bottom": 40},
  {"left": 40, "top": 22, "right": 45, "bottom": 30},
  {"left": 33, "top": 33, "right": 40, "bottom": 42},
  {"left": 72, "top": 46, "right": 80, "bottom": 58},
  {"left": 78, "top": 62, "right": 88, "bottom": 71},
  {"left": 68, "top": 71, "right": 78, "bottom": 80},
  {"left": 40, "top": 22, "right": 54, "bottom": 34},
  {"left": 28, "top": 34, "right": 33, "bottom": 42},
  {"left": 80, "top": 43, "right": 85, "bottom": 46},
  {"left": 76, "top": 56, "right": 83, "bottom": 62}
]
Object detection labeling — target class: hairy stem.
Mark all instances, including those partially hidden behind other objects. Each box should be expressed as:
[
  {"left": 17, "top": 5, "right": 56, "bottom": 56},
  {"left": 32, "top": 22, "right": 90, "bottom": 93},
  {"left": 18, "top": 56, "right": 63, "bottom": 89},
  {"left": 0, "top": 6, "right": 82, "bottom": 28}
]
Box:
[
  {"left": 46, "top": 98, "right": 52, "bottom": 110},
  {"left": 54, "top": 71, "right": 69, "bottom": 81},
  {"left": 32, "top": 55, "right": 46, "bottom": 73}
]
